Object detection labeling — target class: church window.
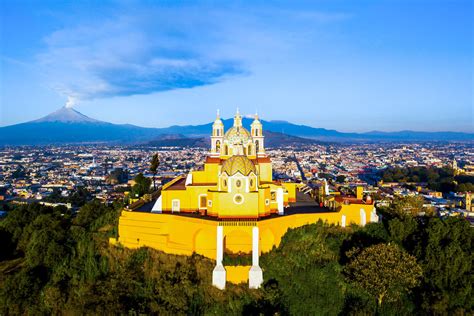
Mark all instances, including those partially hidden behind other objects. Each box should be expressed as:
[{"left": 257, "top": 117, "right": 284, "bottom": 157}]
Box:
[
  {"left": 271, "top": 191, "right": 276, "bottom": 201},
  {"left": 208, "top": 200, "right": 212, "bottom": 207},
  {"left": 236, "top": 179, "right": 242, "bottom": 188},
  {"left": 199, "top": 195, "right": 207, "bottom": 208},
  {"left": 224, "top": 179, "right": 227, "bottom": 187},
  {"left": 265, "top": 199, "right": 270, "bottom": 206},
  {"left": 216, "top": 140, "right": 221, "bottom": 152},
  {"left": 256, "top": 140, "right": 260, "bottom": 153},
  {"left": 224, "top": 145, "right": 228, "bottom": 155},
  {"left": 172, "top": 199, "right": 180, "bottom": 212},
  {"left": 233, "top": 194, "right": 244, "bottom": 204},
  {"left": 250, "top": 179, "right": 253, "bottom": 187}
]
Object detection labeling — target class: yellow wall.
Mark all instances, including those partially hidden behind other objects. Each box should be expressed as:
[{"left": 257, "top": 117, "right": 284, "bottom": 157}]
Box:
[
  {"left": 226, "top": 266, "right": 251, "bottom": 284},
  {"left": 258, "top": 162, "right": 273, "bottom": 182},
  {"left": 192, "top": 163, "right": 219, "bottom": 183},
  {"left": 283, "top": 183, "right": 297, "bottom": 202},
  {"left": 114, "top": 203, "right": 375, "bottom": 259},
  {"left": 210, "top": 191, "right": 260, "bottom": 218},
  {"left": 162, "top": 185, "right": 212, "bottom": 212}
]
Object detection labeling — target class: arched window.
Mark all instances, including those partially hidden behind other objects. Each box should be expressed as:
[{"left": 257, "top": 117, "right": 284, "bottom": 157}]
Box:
[
  {"left": 216, "top": 140, "right": 221, "bottom": 152},
  {"left": 255, "top": 140, "right": 260, "bottom": 153},
  {"left": 224, "top": 145, "right": 228, "bottom": 155}
]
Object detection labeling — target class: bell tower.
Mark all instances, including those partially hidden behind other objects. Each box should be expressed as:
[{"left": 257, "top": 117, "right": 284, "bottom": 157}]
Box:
[
  {"left": 234, "top": 108, "right": 243, "bottom": 127},
  {"left": 211, "top": 110, "right": 224, "bottom": 157},
  {"left": 251, "top": 113, "right": 265, "bottom": 157}
]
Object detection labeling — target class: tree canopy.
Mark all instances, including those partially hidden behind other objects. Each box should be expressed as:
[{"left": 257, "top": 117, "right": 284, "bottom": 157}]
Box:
[
  {"left": 380, "top": 166, "right": 474, "bottom": 193},
  {"left": 0, "top": 196, "right": 472, "bottom": 315},
  {"left": 131, "top": 173, "right": 151, "bottom": 198},
  {"left": 344, "top": 243, "right": 422, "bottom": 307}
]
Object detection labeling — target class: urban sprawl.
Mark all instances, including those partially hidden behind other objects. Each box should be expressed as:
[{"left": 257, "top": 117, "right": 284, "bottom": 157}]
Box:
[{"left": 0, "top": 142, "right": 473, "bottom": 222}]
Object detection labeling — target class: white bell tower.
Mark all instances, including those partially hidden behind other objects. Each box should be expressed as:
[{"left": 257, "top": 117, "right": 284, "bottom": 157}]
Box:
[
  {"left": 251, "top": 113, "right": 265, "bottom": 157},
  {"left": 211, "top": 110, "right": 224, "bottom": 157}
]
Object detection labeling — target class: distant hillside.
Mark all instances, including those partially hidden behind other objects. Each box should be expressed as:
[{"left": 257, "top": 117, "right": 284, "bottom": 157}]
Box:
[
  {"left": 150, "top": 117, "right": 473, "bottom": 141},
  {"left": 0, "top": 106, "right": 472, "bottom": 145},
  {"left": 145, "top": 131, "right": 323, "bottom": 148},
  {"left": 147, "top": 135, "right": 209, "bottom": 148}
]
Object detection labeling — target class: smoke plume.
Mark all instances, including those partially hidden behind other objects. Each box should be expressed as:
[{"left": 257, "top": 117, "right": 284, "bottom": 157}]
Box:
[{"left": 65, "top": 96, "right": 77, "bottom": 109}]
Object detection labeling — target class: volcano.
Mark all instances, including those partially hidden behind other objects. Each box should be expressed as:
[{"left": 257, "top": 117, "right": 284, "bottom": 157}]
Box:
[{"left": 34, "top": 106, "right": 100, "bottom": 123}]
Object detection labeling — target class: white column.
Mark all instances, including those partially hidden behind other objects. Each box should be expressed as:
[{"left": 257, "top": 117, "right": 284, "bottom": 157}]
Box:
[
  {"left": 360, "top": 208, "right": 367, "bottom": 227},
  {"left": 249, "top": 226, "right": 263, "bottom": 289},
  {"left": 370, "top": 207, "right": 379, "bottom": 223},
  {"left": 277, "top": 188, "right": 284, "bottom": 215},
  {"left": 212, "top": 225, "right": 226, "bottom": 289},
  {"left": 341, "top": 214, "right": 346, "bottom": 227},
  {"left": 216, "top": 225, "right": 223, "bottom": 263}
]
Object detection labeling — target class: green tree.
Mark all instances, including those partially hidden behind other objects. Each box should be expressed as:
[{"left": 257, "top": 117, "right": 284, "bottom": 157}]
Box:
[
  {"left": 388, "top": 195, "right": 426, "bottom": 218},
  {"left": 344, "top": 243, "right": 422, "bottom": 308},
  {"left": 131, "top": 173, "right": 151, "bottom": 198},
  {"left": 412, "top": 217, "right": 474, "bottom": 314},
  {"left": 150, "top": 153, "right": 160, "bottom": 190},
  {"left": 336, "top": 175, "right": 346, "bottom": 183}
]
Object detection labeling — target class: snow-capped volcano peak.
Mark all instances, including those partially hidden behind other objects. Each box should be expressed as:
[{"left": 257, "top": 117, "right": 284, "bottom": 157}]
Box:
[{"left": 35, "top": 106, "right": 99, "bottom": 123}]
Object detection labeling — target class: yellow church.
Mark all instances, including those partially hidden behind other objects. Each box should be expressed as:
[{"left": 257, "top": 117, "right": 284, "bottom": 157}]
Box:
[{"left": 112, "top": 110, "right": 378, "bottom": 289}]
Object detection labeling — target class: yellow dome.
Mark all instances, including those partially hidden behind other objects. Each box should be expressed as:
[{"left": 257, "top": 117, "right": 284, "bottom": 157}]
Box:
[
  {"left": 221, "top": 155, "right": 256, "bottom": 176},
  {"left": 224, "top": 126, "right": 251, "bottom": 144}
]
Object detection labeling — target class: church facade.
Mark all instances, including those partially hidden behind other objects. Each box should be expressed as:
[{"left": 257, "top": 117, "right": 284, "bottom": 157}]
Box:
[
  {"left": 112, "top": 110, "right": 378, "bottom": 290},
  {"left": 153, "top": 110, "right": 296, "bottom": 219}
]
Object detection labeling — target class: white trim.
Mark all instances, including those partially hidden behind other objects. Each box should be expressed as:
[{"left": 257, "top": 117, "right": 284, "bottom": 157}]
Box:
[
  {"left": 151, "top": 195, "right": 162, "bottom": 213},
  {"left": 185, "top": 172, "right": 193, "bottom": 185}
]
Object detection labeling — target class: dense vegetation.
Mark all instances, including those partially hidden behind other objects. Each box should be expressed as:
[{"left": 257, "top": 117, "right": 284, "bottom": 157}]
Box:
[
  {"left": 380, "top": 166, "right": 474, "bottom": 192},
  {"left": 0, "top": 197, "right": 472, "bottom": 315}
]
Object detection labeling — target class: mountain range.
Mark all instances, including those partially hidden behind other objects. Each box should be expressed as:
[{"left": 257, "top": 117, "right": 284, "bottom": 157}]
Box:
[{"left": 0, "top": 106, "right": 472, "bottom": 146}]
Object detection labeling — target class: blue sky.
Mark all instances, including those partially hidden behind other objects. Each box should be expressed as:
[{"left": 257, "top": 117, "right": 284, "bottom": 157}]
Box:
[{"left": 0, "top": 0, "right": 472, "bottom": 132}]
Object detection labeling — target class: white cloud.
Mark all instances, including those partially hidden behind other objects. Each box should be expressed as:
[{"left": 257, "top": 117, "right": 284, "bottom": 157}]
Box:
[{"left": 35, "top": 4, "right": 351, "bottom": 104}]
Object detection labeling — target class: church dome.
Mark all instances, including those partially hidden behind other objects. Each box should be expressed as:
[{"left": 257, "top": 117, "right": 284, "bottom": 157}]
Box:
[
  {"left": 221, "top": 155, "right": 256, "bottom": 176},
  {"left": 224, "top": 126, "right": 251, "bottom": 144}
]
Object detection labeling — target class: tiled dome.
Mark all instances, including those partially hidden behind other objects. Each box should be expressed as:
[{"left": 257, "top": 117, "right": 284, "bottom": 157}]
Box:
[{"left": 221, "top": 155, "right": 256, "bottom": 176}]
